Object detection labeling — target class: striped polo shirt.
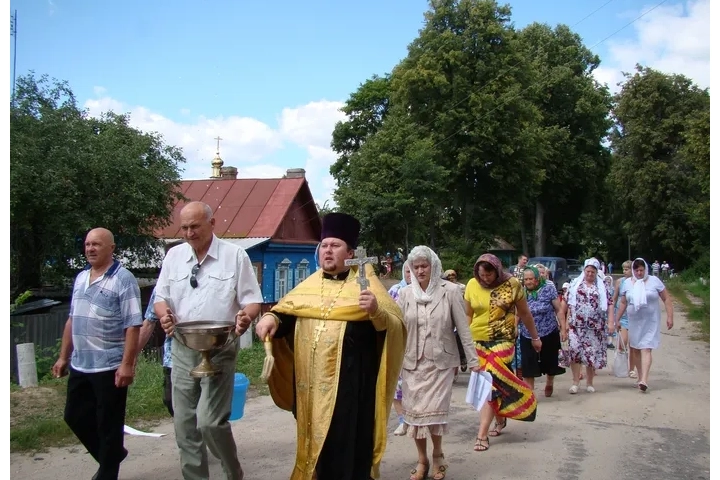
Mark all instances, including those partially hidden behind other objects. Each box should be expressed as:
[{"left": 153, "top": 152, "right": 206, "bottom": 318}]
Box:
[{"left": 69, "top": 260, "right": 143, "bottom": 373}]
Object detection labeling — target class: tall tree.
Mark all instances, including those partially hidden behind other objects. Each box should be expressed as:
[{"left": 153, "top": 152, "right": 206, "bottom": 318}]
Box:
[
  {"left": 517, "top": 23, "right": 613, "bottom": 256},
  {"left": 10, "top": 73, "right": 186, "bottom": 294},
  {"left": 390, "top": 0, "right": 545, "bottom": 242},
  {"left": 330, "top": 74, "right": 391, "bottom": 189},
  {"left": 608, "top": 66, "right": 710, "bottom": 267}
]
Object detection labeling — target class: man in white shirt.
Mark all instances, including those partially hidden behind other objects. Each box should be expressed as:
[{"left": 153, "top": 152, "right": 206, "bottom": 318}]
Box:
[{"left": 155, "top": 201, "right": 263, "bottom": 480}]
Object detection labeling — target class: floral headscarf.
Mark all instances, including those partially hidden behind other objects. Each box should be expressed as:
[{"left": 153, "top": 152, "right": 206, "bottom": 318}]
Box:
[
  {"left": 473, "top": 253, "right": 512, "bottom": 289},
  {"left": 523, "top": 266, "right": 546, "bottom": 300}
]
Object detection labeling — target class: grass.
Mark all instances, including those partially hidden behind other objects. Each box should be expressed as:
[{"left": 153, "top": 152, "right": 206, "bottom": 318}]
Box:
[
  {"left": 666, "top": 278, "right": 710, "bottom": 341},
  {"left": 10, "top": 340, "right": 269, "bottom": 453}
]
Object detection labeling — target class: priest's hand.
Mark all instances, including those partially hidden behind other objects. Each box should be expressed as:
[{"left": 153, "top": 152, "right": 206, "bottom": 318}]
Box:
[
  {"left": 255, "top": 314, "right": 279, "bottom": 340},
  {"left": 359, "top": 289, "right": 379, "bottom": 315}
]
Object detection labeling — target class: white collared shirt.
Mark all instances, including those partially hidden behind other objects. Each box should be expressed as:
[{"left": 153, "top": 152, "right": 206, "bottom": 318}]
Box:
[{"left": 154, "top": 235, "right": 263, "bottom": 324}]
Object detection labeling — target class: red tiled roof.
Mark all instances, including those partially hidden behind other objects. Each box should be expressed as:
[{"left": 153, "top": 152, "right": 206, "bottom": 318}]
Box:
[{"left": 156, "top": 177, "right": 311, "bottom": 239}]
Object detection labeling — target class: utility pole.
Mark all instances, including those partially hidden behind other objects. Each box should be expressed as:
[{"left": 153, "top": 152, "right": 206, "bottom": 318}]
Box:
[{"left": 10, "top": 10, "right": 18, "bottom": 101}]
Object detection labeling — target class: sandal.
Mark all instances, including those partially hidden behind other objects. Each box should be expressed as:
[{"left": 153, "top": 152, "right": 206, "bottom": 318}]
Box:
[
  {"left": 473, "top": 437, "right": 490, "bottom": 452},
  {"left": 409, "top": 462, "right": 429, "bottom": 480},
  {"left": 638, "top": 382, "right": 648, "bottom": 392},
  {"left": 488, "top": 417, "right": 507, "bottom": 437},
  {"left": 431, "top": 454, "right": 448, "bottom": 480},
  {"left": 545, "top": 384, "right": 554, "bottom": 397}
]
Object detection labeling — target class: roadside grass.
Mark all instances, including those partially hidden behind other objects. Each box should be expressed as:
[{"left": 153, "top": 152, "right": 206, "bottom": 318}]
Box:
[
  {"left": 666, "top": 278, "right": 709, "bottom": 341},
  {"left": 11, "top": 340, "right": 268, "bottom": 453}
]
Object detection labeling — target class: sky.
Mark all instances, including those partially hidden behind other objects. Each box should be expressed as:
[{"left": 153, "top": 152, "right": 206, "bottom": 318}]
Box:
[{"left": 7, "top": 0, "right": 712, "bottom": 208}]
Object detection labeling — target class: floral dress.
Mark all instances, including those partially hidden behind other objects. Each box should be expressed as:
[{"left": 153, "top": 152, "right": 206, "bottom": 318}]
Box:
[{"left": 567, "top": 281, "right": 611, "bottom": 369}]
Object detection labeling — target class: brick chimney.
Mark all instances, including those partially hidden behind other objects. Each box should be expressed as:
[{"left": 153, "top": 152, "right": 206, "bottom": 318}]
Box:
[
  {"left": 220, "top": 166, "right": 238, "bottom": 179},
  {"left": 285, "top": 168, "right": 306, "bottom": 179}
]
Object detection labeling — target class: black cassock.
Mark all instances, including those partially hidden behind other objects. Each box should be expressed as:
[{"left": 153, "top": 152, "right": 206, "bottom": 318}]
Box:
[{"left": 274, "top": 271, "right": 383, "bottom": 480}]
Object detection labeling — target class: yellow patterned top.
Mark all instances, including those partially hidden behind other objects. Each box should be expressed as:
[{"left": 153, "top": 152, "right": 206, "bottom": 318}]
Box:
[
  {"left": 464, "top": 276, "right": 525, "bottom": 342},
  {"left": 266, "top": 263, "right": 406, "bottom": 480}
]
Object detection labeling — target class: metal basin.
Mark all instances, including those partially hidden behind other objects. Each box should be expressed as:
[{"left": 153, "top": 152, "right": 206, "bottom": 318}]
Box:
[{"left": 173, "top": 320, "right": 236, "bottom": 377}]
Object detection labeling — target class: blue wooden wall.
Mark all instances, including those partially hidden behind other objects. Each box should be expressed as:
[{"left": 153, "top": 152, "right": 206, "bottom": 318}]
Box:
[{"left": 247, "top": 242, "right": 318, "bottom": 303}]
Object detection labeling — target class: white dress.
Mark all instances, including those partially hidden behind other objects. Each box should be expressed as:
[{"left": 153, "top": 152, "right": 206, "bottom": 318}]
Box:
[{"left": 620, "top": 276, "right": 666, "bottom": 349}]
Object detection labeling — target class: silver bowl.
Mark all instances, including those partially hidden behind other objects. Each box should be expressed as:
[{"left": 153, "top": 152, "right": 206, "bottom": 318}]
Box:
[{"left": 174, "top": 321, "right": 237, "bottom": 378}]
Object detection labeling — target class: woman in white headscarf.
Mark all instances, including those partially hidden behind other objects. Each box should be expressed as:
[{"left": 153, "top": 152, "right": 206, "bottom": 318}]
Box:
[
  {"left": 563, "top": 258, "right": 615, "bottom": 394},
  {"left": 614, "top": 258, "right": 674, "bottom": 392},
  {"left": 396, "top": 246, "right": 480, "bottom": 480}
]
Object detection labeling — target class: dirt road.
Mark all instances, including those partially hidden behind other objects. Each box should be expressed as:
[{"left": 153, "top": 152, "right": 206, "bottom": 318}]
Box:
[{"left": 11, "top": 302, "right": 709, "bottom": 480}]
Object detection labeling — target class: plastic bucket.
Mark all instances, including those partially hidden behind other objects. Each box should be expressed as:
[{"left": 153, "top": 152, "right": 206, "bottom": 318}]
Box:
[{"left": 229, "top": 373, "right": 249, "bottom": 421}]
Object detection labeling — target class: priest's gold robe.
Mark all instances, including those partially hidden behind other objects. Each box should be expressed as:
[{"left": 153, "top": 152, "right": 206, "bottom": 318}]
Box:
[{"left": 266, "top": 263, "right": 406, "bottom": 480}]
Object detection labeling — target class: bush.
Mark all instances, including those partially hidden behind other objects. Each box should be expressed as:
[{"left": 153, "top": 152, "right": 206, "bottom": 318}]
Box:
[{"left": 680, "top": 250, "right": 710, "bottom": 282}]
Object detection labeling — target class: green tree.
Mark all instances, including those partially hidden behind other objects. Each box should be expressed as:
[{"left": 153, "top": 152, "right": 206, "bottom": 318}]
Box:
[
  {"left": 608, "top": 66, "right": 710, "bottom": 267},
  {"left": 516, "top": 23, "right": 613, "bottom": 256},
  {"left": 330, "top": 74, "right": 391, "bottom": 189},
  {"left": 10, "top": 73, "right": 186, "bottom": 294},
  {"left": 390, "top": 0, "right": 545, "bottom": 242}
]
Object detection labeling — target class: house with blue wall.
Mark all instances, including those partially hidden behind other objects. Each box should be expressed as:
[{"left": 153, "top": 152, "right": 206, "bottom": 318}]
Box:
[{"left": 155, "top": 167, "right": 321, "bottom": 308}]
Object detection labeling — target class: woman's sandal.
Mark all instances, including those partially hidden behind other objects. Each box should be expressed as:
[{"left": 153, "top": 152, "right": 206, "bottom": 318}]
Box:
[
  {"left": 431, "top": 454, "right": 448, "bottom": 480},
  {"left": 409, "top": 462, "right": 429, "bottom": 480},
  {"left": 545, "top": 384, "right": 554, "bottom": 397},
  {"left": 474, "top": 437, "right": 490, "bottom": 452},
  {"left": 488, "top": 417, "right": 507, "bottom": 437}
]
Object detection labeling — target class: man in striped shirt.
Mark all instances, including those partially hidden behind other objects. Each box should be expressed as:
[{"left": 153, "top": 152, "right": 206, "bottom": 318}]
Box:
[{"left": 52, "top": 228, "right": 143, "bottom": 480}]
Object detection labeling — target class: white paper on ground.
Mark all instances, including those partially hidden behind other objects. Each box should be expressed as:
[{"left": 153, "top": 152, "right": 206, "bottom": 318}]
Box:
[
  {"left": 123, "top": 425, "right": 167, "bottom": 437},
  {"left": 465, "top": 371, "right": 493, "bottom": 411}
]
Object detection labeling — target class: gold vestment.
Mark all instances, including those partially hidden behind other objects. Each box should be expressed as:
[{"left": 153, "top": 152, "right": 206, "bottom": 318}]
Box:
[{"left": 267, "top": 264, "right": 406, "bottom": 480}]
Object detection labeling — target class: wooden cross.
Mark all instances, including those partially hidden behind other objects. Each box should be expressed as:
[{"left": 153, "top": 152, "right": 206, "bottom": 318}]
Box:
[
  {"left": 214, "top": 136, "right": 223, "bottom": 153},
  {"left": 344, "top": 246, "right": 378, "bottom": 291},
  {"left": 312, "top": 322, "right": 329, "bottom": 350}
]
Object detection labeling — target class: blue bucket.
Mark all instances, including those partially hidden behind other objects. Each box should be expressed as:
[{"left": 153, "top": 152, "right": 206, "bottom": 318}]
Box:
[{"left": 229, "top": 373, "right": 249, "bottom": 421}]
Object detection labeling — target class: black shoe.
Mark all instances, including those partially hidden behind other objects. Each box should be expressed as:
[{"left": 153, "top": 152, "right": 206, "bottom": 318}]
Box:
[{"left": 91, "top": 448, "right": 127, "bottom": 480}]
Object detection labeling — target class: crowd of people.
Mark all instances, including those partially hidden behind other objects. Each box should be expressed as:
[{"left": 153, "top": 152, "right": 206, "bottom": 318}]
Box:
[{"left": 51, "top": 208, "right": 674, "bottom": 480}]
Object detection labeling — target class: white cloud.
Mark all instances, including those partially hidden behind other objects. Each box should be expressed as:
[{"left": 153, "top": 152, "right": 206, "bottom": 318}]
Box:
[
  {"left": 593, "top": 0, "right": 710, "bottom": 92},
  {"left": 82, "top": 95, "right": 346, "bottom": 208}
]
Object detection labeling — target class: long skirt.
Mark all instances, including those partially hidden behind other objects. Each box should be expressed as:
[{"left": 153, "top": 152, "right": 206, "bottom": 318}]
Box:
[{"left": 475, "top": 340, "right": 537, "bottom": 422}]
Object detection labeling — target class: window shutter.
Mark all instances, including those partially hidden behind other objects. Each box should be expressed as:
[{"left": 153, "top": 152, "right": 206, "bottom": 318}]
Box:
[{"left": 274, "top": 268, "right": 280, "bottom": 301}]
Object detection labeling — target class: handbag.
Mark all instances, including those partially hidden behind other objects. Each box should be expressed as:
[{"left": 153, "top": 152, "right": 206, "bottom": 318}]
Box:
[
  {"left": 612, "top": 334, "right": 629, "bottom": 378},
  {"left": 558, "top": 339, "right": 570, "bottom": 368}
]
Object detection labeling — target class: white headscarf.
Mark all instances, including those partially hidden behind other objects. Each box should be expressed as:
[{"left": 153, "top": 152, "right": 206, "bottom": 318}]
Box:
[
  {"left": 630, "top": 257, "right": 649, "bottom": 312},
  {"left": 406, "top": 245, "right": 443, "bottom": 304},
  {"left": 568, "top": 257, "right": 608, "bottom": 312}
]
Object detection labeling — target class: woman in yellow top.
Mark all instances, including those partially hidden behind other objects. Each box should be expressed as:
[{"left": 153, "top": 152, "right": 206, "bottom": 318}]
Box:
[{"left": 464, "top": 253, "right": 542, "bottom": 453}]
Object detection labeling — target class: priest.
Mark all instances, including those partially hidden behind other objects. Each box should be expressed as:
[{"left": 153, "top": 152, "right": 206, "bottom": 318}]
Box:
[{"left": 255, "top": 212, "right": 406, "bottom": 480}]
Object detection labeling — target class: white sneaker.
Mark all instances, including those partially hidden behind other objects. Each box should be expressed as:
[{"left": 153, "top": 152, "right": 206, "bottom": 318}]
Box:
[
  {"left": 569, "top": 385, "right": 579, "bottom": 394},
  {"left": 586, "top": 386, "right": 595, "bottom": 393},
  {"left": 394, "top": 423, "right": 408, "bottom": 436}
]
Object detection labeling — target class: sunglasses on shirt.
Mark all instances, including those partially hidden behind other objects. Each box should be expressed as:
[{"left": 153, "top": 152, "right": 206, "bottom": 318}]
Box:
[{"left": 190, "top": 263, "right": 201, "bottom": 288}]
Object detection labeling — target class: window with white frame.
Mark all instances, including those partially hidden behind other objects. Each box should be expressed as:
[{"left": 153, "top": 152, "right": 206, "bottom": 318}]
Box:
[
  {"left": 295, "top": 259, "right": 310, "bottom": 285},
  {"left": 274, "top": 258, "right": 292, "bottom": 300}
]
